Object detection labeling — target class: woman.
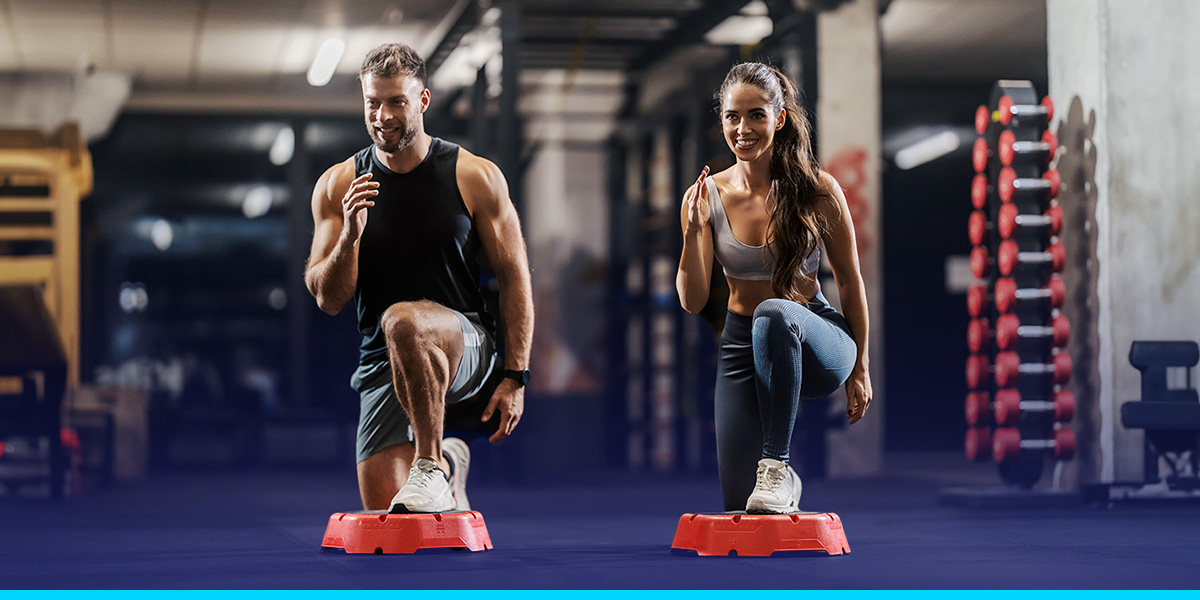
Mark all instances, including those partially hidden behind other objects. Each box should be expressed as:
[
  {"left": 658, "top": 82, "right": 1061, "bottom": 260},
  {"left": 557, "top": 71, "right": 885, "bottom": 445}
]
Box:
[{"left": 676, "top": 62, "right": 873, "bottom": 514}]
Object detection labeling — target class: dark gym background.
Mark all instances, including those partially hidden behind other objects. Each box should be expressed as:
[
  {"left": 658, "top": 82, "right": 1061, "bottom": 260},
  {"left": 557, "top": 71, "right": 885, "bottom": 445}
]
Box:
[{"left": 2, "top": 0, "right": 1197, "bottom": 590}]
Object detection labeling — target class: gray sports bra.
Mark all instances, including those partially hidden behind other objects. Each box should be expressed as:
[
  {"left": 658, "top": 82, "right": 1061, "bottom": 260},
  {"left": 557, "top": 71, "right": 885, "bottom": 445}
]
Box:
[{"left": 707, "top": 177, "right": 820, "bottom": 281}]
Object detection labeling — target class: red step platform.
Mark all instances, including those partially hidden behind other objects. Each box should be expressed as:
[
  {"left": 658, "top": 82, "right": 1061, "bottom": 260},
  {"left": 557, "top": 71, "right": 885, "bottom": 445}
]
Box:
[
  {"left": 321, "top": 510, "right": 493, "bottom": 554},
  {"left": 671, "top": 512, "right": 850, "bottom": 557}
]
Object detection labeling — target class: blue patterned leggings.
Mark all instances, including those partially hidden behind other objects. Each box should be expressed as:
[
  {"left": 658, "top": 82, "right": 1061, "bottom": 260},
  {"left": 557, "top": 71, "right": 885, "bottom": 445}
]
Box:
[{"left": 714, "top": 295, "right": 857, "bottom": 510}]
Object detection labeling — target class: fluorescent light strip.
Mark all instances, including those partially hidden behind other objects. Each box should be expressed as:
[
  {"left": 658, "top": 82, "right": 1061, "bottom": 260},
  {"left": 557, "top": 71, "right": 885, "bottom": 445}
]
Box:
[
  {"left": 704, "top": 15, "right": 773, "bottom": 46},
  {"left": 269, "top": 126, "right": 295, "bottom": 166},
  {"left": 894, "top": 131, "right": 960, "bottom": 170},
  {"left": 307, "top": 38, "right": 345, "bottom": 87}
]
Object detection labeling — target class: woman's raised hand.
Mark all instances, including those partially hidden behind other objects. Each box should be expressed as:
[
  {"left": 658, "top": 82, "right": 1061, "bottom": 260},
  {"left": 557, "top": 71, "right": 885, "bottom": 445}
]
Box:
[{"left": 685, "top": 166, "right": 711, "bottom": 233}]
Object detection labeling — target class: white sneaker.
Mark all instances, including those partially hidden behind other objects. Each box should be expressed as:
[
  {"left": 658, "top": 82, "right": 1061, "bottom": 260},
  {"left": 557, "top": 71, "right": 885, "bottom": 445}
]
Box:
[
  {"left": 389, "top": 457, "right": 455, "bottom": 513},
  {"left": 441, "top": 437, "right": 471, "bottom": 511},
  {"left": 745, "top": 458, "right": 803, "bottom": 514}
]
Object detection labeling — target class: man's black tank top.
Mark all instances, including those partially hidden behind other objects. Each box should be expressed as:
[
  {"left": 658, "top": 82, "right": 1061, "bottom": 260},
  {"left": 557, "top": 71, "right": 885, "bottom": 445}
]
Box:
[{"left": 352, "top": 137, "right": 495, "bottom": 367}]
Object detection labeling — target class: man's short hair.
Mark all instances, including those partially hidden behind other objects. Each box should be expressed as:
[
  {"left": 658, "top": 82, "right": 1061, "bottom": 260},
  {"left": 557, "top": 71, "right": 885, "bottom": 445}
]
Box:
[{"left": 359, "top": 43, "right": 426, "bottom": 85}]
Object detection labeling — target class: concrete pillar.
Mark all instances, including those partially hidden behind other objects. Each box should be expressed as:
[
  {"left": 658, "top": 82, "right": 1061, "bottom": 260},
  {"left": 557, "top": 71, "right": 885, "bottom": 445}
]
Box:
[
  {"left": 497, "top": 0, "right": 523, "bottom": 213},
  {"left": 286, "top": 122, "right": 311, "bottom": 408},
  {"left": 1048, "top": 0, "right": 1200, "bottom": 484},
  {"left": 817, "top": 0, "right": 883, "bottom": 477}
]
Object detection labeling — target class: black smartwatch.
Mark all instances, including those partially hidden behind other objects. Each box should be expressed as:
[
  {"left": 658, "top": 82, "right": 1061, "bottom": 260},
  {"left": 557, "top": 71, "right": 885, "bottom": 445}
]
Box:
[{"left": 504, "top": 369, "right": 531, "bottom": 387}]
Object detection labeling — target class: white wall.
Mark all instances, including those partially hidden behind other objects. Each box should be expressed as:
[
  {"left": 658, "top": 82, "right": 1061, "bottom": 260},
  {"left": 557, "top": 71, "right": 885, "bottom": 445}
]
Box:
[
  {"left": 1048, "top": 0, "right": 1200, "bottom": 483},
  {"left": 819, "top": 0, "right": 884, "bottom": 477}
]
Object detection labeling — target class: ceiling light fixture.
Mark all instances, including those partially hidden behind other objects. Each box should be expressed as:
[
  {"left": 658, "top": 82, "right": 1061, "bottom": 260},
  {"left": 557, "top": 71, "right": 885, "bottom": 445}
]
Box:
[
  {"left": 150, "top": 219, "right": 174, "bottom": 251},
  {"left": 894, "top": 130, "right": 961, "bottom": 170},
  {"left": 269, "top": 126, "right": 295, "bottom": 166},
  {"left": 242, "top": 186, "right": 274, "bottom": 219},
  {"left": 307, "top": 38, "right": 345, "bottom": 87},
  {"left": 704, "top": 1, "right": 773, "bottom": 46}
]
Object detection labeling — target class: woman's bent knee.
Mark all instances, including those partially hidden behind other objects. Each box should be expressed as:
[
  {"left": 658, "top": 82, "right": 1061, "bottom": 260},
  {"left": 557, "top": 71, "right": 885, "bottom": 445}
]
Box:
[
  {"left": 752, "top": 298, "right": 790, "bottom": 320},
  {"left": 753, "top": 298, "right": 809, "bottom": 340}
]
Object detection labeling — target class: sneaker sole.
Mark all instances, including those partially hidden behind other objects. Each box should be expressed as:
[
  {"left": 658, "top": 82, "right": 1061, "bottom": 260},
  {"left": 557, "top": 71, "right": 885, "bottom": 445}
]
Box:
[
  {"left": 389, "top": 484, "right": 456, "bottom": 514},
  {"left": 388, "top": 501, "right": 456, "bottom": 514},
  {"left": 442, "top": 437, "right": 471, "bottom": 511},
  {"left": 745, "top": 501, "right": 793, "bottom": 514}
]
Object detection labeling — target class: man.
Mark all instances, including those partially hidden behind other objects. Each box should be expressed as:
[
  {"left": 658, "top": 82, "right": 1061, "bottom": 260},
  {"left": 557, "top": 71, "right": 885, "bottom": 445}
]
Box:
[{"left": 304, "top": 43, "right": 533, "bottom": 513}]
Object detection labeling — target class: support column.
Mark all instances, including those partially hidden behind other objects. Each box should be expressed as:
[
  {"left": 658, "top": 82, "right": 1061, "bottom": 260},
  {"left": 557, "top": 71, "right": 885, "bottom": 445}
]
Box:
[
  {"left": 286, "top": 122, "right": 311, "bottom": 408},
  {"left": 469, "top": 65, "right": 491, "bottom": 156},
  {"left": 817, "top": 0, "right": 883, "bottom": 477},
  {"left": 1048, "top": 0, "right": 1200, "bottom": 484},
  {"left": 497, "top": 0, "right": 522, "bottom": 213}
]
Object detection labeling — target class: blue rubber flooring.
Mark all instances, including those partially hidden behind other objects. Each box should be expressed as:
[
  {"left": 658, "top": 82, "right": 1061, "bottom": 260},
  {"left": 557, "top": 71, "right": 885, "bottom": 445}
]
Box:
[{"left": 1, "top": 453, "right": 1198, "bottom": 589}]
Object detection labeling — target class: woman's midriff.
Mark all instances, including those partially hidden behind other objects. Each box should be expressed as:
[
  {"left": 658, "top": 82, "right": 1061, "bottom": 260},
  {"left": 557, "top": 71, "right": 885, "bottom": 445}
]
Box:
[{"left": 726, "top": 273, "right": 820, "bottom": 317}]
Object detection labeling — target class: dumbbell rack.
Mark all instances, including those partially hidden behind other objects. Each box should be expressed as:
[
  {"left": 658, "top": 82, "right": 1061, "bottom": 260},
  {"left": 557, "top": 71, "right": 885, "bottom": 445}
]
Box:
[{"left": 964, "top": 80, "right": 1075, "bottom": 489}]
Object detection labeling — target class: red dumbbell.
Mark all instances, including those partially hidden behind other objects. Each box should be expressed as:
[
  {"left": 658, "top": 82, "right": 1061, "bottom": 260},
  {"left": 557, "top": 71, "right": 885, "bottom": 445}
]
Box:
[
  {"left": 969, "top": 277, "right": 1066, "bottom": 317},
  {"left": 993, "top": 389, "right": 1076, "bottom": 426},
  {"left": 994, "top": 351, "right": 1072, "bottom": 387},
  {"left": 996, "top": 314, "right": 1070, "bottom": 350},
  {"left": 998, "top": 167, "right": 1061, "bottom": 203},
  {"left": 998, "top": 240, "right": 1065, "bottom": 276},
  {"left": 998, "top": 203, "right": 1063, "bottom": 239},
  {"left": 972, "top": 138, "right": 990, "bottom": 173},
  {"left": 975, "top": 105, "right": 991, "bottom": 135},
  {"left": 970, "top": 245, "right": 992, "bottom": 278},
  {"left": 965, "top": 391, "right": 991, "bottom": 426},
  {"left": 967, "top": 284, "right": 989, "bottom": 317},
  {"left": 999, "top": 130, "right": 1058, "bottom": 166},
  {"left": 997, "top": 95, "right": 1054, "bottom": 127},
  {"left": 968, "top": 318, "right": 991, "bottom": 353},
  {"left": 994, "top": 276, "right": 1066, "bottom": 313},
  {"left": 966, "top": 354, "right": 992, "bottom": 389},
  {"left": 971, "top": 173, "right": 989, "bottom": 209},
  {"left": 968, "top": 211, "right": 990, "bottom": 245},
  {"left": 992, "top": 427, "right": 1076, "bottom": 462},
  {"left": 965, "top": 426, "right": 993, "bottom": 462}
]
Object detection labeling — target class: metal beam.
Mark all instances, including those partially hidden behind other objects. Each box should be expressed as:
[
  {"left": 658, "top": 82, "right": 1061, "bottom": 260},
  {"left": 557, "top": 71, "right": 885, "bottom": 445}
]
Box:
[
  {"left": 428, "top": 85, "right": 466, "bottom": 126},
  {"left": 522, "top": 8, "right": 688, "bottom": 19},
  {"left": 521, "top": 36, "right": 661, "bottom": 46},
  {"left": 760, "top": 0, "right": 819, "bottom": 152},
  {"left": 623, "top": 0, "right": 749, "bottom": 77},
  {"left": 426, "top": 0, "right": 483, "bottom": 80},
  {"left": 497, "top": 0, "right": 523, "bottom": 214},
  {"left": 469, "top": 65, "right": 490, "bottom": 155}
]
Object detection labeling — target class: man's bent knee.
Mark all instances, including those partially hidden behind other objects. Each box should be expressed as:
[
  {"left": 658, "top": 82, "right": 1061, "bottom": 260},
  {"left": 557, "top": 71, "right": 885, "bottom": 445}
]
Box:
[
  {"left": 379, "top": 301, "right": 462, "bottom": 385},
  {"left": 381, "top": 301, "right": 456, "bottom": 349},
  {"left": 381, "top": 302, "right": 427, "bottom": 344}
]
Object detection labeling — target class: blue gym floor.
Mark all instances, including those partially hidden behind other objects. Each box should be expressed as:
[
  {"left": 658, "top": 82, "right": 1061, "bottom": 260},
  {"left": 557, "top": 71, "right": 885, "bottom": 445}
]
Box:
[{"left": 1, "top": 452, "right": 1197, "bottom": 589}]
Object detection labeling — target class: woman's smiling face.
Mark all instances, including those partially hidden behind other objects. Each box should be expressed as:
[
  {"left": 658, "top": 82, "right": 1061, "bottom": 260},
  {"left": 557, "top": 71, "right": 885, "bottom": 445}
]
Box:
[{"left": 721, "top": 82, "right": 785, "bottom": 163}]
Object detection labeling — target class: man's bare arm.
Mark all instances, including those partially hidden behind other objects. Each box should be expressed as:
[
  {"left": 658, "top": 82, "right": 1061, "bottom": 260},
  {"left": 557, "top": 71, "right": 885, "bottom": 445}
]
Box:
[
  {"left": 460, "top": 153, "right": 533, "bottom": 371},
  {"left": 304, "top": 160, "right": 376, "bottom": 315}
]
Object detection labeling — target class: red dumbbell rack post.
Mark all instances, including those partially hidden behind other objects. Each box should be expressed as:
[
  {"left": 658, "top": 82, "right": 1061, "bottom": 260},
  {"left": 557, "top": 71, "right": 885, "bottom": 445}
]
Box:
[{"left": 951, "top": 80, "right": 1080, "bottom": 505}]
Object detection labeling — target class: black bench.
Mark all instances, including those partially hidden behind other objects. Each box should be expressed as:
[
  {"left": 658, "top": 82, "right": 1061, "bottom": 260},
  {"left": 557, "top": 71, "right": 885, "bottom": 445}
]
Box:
[{"left": 1120, "top": 341, "right": 1200, "bottom": 484}]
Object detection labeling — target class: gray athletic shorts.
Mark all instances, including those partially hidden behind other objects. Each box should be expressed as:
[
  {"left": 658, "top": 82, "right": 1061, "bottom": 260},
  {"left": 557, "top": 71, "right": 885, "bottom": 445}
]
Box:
[{"left": 350, "top": 308, "right": 497, "bottom": 463}]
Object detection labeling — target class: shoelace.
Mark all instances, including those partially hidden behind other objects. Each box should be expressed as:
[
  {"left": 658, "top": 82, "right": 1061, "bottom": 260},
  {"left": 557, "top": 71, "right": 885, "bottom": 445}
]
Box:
[
  {"left": 755, "top": 464, "right": 788, "bottom": 491},
  {"left": 407, "top": 462, "right": 441, "bottom": 489}
]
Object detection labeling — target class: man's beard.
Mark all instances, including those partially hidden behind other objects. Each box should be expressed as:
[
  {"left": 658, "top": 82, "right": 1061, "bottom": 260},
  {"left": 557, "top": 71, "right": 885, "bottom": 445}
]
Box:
[{"left": 368, "top": 120, "right": 418, "bottom": 153}]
